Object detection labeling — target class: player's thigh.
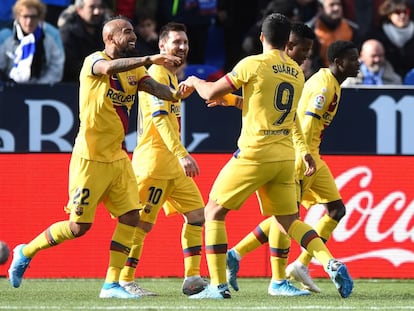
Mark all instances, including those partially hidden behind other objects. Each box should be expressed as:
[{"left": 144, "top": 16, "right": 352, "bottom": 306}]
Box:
[
  {"left": 166, "top": 175, "right": 204, "bottom": 215},
  {"left": 301, "top": 161, "right": 341, "bottom": 208},
  {"left": 104, "top": 158, "right": 141, "bottom": 217},
  {"left": 66, "top": 155, "right": 114, "bottom": 223},
  {"left": 257, "top": 160, "right": 297, "bottom": 216},
  {"left": 138, "top": 176, "right": 173, "bottom": 224},
  {"left": 210, "top": 157, "right": 275, "bottom": 211}
]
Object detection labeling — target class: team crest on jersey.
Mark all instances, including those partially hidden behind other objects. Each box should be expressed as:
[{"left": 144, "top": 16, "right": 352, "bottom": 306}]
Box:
[
  {"left": 75, "top": 206, "right": 83, "bottom": 216},
  {"left": 313, "top": 94, "right": 325, "bottom": 110},
  {"left": 127, "top": 76, "right": 138, "bottom": 85}
]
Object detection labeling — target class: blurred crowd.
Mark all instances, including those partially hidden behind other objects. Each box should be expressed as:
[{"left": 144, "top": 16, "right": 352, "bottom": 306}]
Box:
[{"left": 1, "top": 0, "right": 414, "bottom": 85}]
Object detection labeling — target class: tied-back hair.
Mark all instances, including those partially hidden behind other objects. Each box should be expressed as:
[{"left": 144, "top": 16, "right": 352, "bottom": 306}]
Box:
[
  {"left": 327, "top": 40, "right": 357, "bottom": 64},
  {"left": 159, "top": 22, "right": 187, "bottom": 42},
  {"left": 261, "top": 13, "right": 291, "bottom": 49}
]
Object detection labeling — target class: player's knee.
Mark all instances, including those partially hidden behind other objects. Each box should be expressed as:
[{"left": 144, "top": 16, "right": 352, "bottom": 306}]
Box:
[
  {"left": 70, "top": 222, "right": 91, "bottom": 237},
  {"left": 327, "top": 200, "right": 346, "bottom": 221}
]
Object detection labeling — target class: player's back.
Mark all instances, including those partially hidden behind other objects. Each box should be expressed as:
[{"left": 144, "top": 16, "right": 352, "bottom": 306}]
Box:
[{"left": 227, "top": 50, "right": 305, "bottom": 162}]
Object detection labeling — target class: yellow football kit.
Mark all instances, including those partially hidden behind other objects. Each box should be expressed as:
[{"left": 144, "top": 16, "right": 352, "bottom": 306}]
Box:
[
  {"left": 210, "top": 50, "right": 306, "bottom": 216},
  {"left": 132, "top": 64, "right": 204, "bottom": 224},
  {"left": 66, "top": 51, "right": 149, "bottom": 222},
  {"left": 295, "top": 68, "right": 342, "bottom": 208}
]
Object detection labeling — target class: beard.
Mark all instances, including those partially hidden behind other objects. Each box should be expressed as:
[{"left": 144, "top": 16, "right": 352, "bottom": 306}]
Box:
[{"left": 118, "top": 47, "right": 140, "bottom": 58}]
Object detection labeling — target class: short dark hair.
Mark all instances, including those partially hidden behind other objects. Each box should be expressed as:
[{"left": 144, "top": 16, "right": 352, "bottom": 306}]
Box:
[
  {"left": 159, "top": 22, "right": 187, "bottom": 42},
  {"left": 327, "top": 40, "right": 357, "bottom": 64},
  {"left": 291, "top": 22, "right": 315, "bottom": 40},
  {"left": 261, "top": 13, "right": 291, "bottom": 49}
]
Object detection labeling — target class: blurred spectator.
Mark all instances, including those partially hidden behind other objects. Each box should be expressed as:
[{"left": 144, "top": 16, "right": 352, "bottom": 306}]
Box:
[
  {"left": 341, "top": 0, "right": 384, "bottom": 40},
  {"left": 241, "top": 0, "right": 299, "bottom": 57},
  {"left": 342, "top": 39, "right": 402, "bottom": 86},
  {"left": 156, "top": 0, "right": 217, "bottom": 64},
  {"left": 217, "top": 0, "right": 262, "bottom": 72},
  {"left": 307, "top": 0, "right": 360, "bottom": 67},
  {"left": 133, "top": 11, "right": 159, "bottom": 58},
  {"left": 367, "top": 0, "right": 414, "bottom": 79},
  {"left": 296, "top": 0, "right": 319, "bottom": 22},
  {"left": 42, "top": 0, "right": 72, "bottom": 26},
  {"left": 59, "top": 0, "right": 105, "bottom": 82},
  {"left": 0, "top": 0, "right": 16, "bottom": 29},
  {"left": 0, "top": 0, "right": 64, "bottom": 84}
]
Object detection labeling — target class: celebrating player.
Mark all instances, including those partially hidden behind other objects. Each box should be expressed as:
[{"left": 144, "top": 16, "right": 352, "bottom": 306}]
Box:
[
  {"left": 8, "top": 16, "right": 187, "bottom": 299},
  {"left": 226, "top": 40, "right": 360, "bottom": 295},
  {"left": 118, "top": 22, "right": 207, "bottom": 297},
  {"left": 181, "top": 13, "right": 354, "bottom": 299}
]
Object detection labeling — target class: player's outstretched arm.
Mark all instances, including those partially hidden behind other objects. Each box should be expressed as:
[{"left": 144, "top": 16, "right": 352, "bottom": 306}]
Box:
[
  {"left": 182, "top": 75, "right": 234, "bottom": 101},
  {"left": 93, "top": 54, "right": 181, "bottom": 76},
  {"left": 140, "top": 77, "right": 182, "bottom": 102}
]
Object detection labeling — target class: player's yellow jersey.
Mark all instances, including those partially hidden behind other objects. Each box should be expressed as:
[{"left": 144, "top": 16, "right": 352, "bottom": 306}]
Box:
[
  {"left": 296, "top": 68, "right": 341, "bottom": 157},
  {"left": 226, "top": 49, "right": 305, "bottom": 162},
  {"left": 133, "top": 65, "right": 187, "bottom": 179},
  {"left": 72, "top": 51, "right": 149, "bottom": 162}
]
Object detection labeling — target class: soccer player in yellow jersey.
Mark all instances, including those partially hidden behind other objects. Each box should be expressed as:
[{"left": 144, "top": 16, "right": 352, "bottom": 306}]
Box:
[
  {"left": 225, "top": 40, "right": 360, "bottom": 296},
  {"left": 118, "top": 22, "right": 207, "bottom": 297},
  {"left": 8, "top": 16, "right": 190, "bottom": 299},
  {"left": 182, "top": 13, "right": 354, "bottom": 299}
]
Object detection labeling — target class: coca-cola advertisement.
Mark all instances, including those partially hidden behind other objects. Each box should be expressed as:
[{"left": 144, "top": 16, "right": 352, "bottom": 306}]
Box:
[{"left": 0, "top": 153, "right": 412, "bottom": 279}]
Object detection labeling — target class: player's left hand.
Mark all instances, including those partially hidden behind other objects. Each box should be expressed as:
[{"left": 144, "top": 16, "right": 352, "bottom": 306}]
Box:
[{"left": 303, "top": 153, "right": 316, "bottom": 176}]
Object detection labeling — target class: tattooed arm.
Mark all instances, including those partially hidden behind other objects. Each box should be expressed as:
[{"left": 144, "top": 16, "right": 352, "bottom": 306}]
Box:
[
  {"left": 139, "top": 77, "right": 181, "bottom": 101},
  {"left": 93, "top": 54, "right": 181, "bottom": 76}
]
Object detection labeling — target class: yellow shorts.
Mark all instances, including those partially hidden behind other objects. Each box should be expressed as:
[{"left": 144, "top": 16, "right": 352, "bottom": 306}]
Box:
[
  {"left": 209, "top": 157, "right": 298, "bottom": 216},
  {"left": 138, "top": 174, "right": 204, "bottom": 224},
  {"left": 65, "top": 154, "right": 140, "bottom": 223},
  {"left": 300, "top": 158, "right": 341, "bottom": 208}
]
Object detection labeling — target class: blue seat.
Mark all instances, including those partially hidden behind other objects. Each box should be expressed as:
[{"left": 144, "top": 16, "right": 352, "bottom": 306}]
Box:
[{"left": 403, "top": 68, "right": 414, "bottom": 85}]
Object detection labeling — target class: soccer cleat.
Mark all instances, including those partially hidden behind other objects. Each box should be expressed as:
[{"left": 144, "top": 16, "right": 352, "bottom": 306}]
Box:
[
  {"left": 8, "top": 244, "right": 31, "bottom": 288},
  {"left": 226, "top": 249, "right": 240, "bottom": 291},
  {"left": 99, "top": 282, "right": 141, "bottom": 299},
  {"left": 325, "top": 259, "right": 354, "bottom": 298},
  {"left": 268, "top": 279, "right": 311, "bottom": 296},
  {"left": 182, "top": 276, "right": 208, "bottom": 295},
  {"left": 120, "top": 281, "right": 157, "bottom": 296},
  {"left": 286, "top": 260, "right": 321, "bottom": 293},
  {"left": 188, "top": 283, "right": 231, "bottom": 299}
]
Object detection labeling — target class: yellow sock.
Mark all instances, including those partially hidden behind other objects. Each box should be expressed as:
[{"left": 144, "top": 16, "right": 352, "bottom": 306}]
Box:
[
  {"left": 23, "top": 221, "right": 75, "bottom": 258},
  {"left": 288, "top": 220, "right": 332, "bottom": 268},
  {"left": 104, "top": 222, "right": 136, "bottom": 284},
  {"left": 297, "top": 215, "right": 338, "bottom": 266},
  {"left": 268, "top": 221, "right": 290, "bottom": 280},
  {"left": 182, "top": 223, "right": 203, "bottom": 277},
  {"left": 205, "top": 220, "right": 227, "bottom": 286},
  {"left": 234, "top": 217, "right": 271, "bottom": 257},
  {"left": 119, "top": 227, "right": 146, "bottom": 283}
]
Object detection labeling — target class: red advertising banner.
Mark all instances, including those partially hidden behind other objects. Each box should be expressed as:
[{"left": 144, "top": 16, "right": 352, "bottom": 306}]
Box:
[{"left": 0, "top": 154, "right": 413, "bottom": 279}]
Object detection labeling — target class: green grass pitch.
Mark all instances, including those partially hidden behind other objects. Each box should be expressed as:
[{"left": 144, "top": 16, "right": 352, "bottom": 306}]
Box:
[{"left": 1, "top": 277, "right": 414, "bottom": 311}]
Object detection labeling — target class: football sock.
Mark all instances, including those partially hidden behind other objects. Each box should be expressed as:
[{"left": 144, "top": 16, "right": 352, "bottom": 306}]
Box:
[
  {"left": 297, "top": 215, "right": 338, "bottom": 266},
  {"left": 104, "top": 222, "right": 135, "bottom": 284},
  {"left": 23, "top": 221, "right": 75, "bottom": 258},
  {"left": 234, "top": 217, "right": 271, "bottom": 258},
  {"left": 288, "top": 220, "right": 332, "bottom": 268},
  {"left": 205, "top": 220, "right": 227, "bottom": 286},
  {"left": 269, "top": 222, "right": 290, "bottom": 280},
  {"left": 119, "top": 226, "right": 146, "bottom": 283},
  {"left": 182, "top": 223, "right": 203, "bottom": 277}
]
